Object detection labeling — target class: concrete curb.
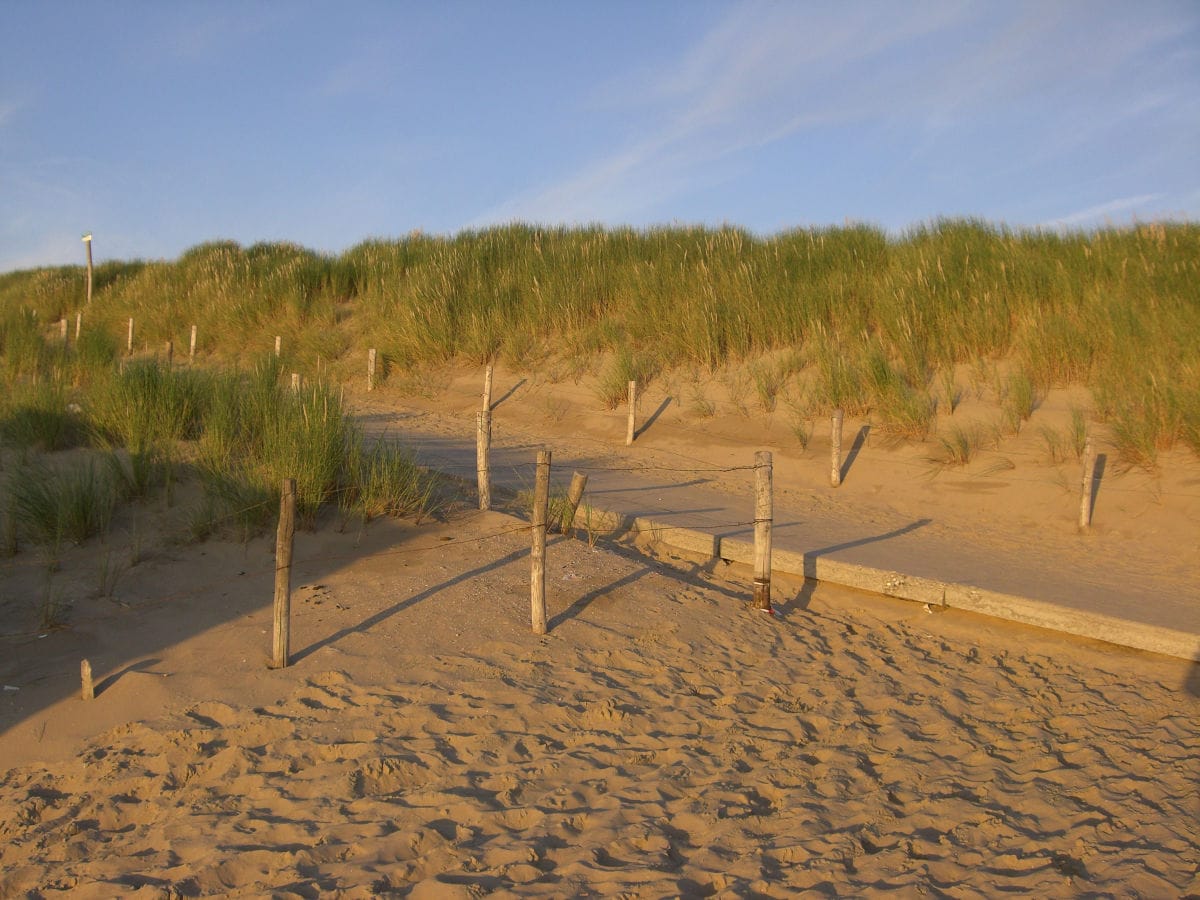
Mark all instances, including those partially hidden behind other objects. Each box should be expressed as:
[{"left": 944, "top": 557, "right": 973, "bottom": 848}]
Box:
[{"left": 630, "top": 516, "right": 1200, "bottom": 663}]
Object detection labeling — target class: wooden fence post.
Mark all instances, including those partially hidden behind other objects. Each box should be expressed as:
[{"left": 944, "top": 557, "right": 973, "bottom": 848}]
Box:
[
  {"left": 367, "top": 348, "right": 377, "bottom": 391},
  {"left": 560, "top": 471, "right": 588, "bottom": 533},
  {"left": 271, "top": 478, "right": 296, "bottom": 669},
  {"left": 189, "top": 324, "right": 197, "bottom": 361},
  {"left": 830, "top": 409, "right": 844, "bottom": 487},
  {"left": 80, "top": 659, "right": 94, "bottom": 701},
  {"left": 626, "top": 380, "right": 637, "bottom": 445},
  {"left": 531, "top": 449, "right": 551, "bottom": 634},
  {"left": 476, "top": 410, "right": 492, "bottom": 511},
  {"left": 127, "top": 318, "right": 134, "bottom": 356},
  {"left": 291, "top": 372, "right": 301, "bottom": 393},
  {"left": 75, "top": 311, "right": 82, "bottom": 340},
  {"left": 60, "top": 318, "right": 69, "bottom": 347},
  {"left": 1078, "top": 436, "right": 1095, "bottom": 530},
  {"left": 82, "top": 233, "right": 93, "bottom": 305},
  {"left": 165, "top": 340, "right": 173, "bottom": 367},
  {"left": 274, "top": 335, "right": 282, "bottom": 357},
  {"left": 483, "top": 364, "right": 494, "bottom": 412},
  {"left": 752, "top": 451, "right": 774, "bottom": 612}
]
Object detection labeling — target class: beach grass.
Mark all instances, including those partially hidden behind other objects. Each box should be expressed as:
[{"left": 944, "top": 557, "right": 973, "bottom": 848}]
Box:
[{"left": 1, "top": 219, "right": 1197, "bottom": 466}]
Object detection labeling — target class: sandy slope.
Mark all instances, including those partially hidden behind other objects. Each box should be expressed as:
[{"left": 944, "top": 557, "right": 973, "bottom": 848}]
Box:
[{"left": 1, "top": 504, "right": 1197, "bottom": 897}]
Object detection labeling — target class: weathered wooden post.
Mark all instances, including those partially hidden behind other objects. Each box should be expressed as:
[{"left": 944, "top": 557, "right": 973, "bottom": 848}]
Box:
[
  {"left": 275, "top": 335, "right": 282, "bottom": 357},
  {"left": 626, "top": 380, "right": 637, "bottom": 445},
  {"left": 291, "top": 372, "right": 301, "bottom": 393},
  {"left": 271, "top": 479, "right": 296, "bottom": 669},
  {"left": 830, "top": 408, "right": 844, "bottom": 487},
  {"left": 75, "top": 311, "right": 82, "bottom": 340},
  {"left": 82, "top": 233, "right": 93, "bottom": 305},
  {"left": 367, "top": 348, "right": 378, "bottom": 391},
  {"left": 189, "top": 324, "right": 197, "bottom": 361},
  {"left": 752, "top": 451, "right": 774, "bottom": 612},
  {"left": 1078, "top": 436, "right": 1095, "bottom": 530},
  {"left": 165, "top": 340, "right": 174, "bottom": 367},
  {"left": 531, "top": 449, "right": 551, "bottom": 634},
  {"left": 476, "top": 410, "right": 492, "bottom": 511},
  {"left": 59, "top": 318, "right": 69, "bottom": 347},
  {"left": 560, "top": 471, "right": 589, "bottom": 533},
  {"left": 80, "top": 659, "right": 94, "bottom": 700},
  {"left": 483, "top": 363, "right": 494, "bottom": 412}
]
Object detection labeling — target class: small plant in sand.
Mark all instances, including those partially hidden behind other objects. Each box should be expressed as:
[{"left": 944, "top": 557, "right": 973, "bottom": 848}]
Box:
[
  {"left": 688, "top": 382, "right": 716, "bottom": 418},
  {"left": 541, "top": 396, "right": 571, "bottom": 424},
  {"left": 749, "top": 360, "right": 788, "bottom": 413},
  {"left": 95, "top": 548, "right": 127, "bottom": 602},
  {"left": 934, "top": 423, "right": 985, "bottom": 466},
  {"left": 939, "top": 369, "right": 962, "bottom": 415},
  {"left": 722, "top": 370, "right": 752, "bottom": 417},
  {"left": 596, "top": 346, "right": 655, "bottom": 409},
  {"left": 38, "top": 573, "right": 69, "bottom": 630},
  {"left": 1038, "top": 425, "right": 1069, "bottom": 464},
  {"left": 1002, "top": 370, "right": 1039, "bottom": 432},
  {"left": 1068, "top": 406, "right": 1089, "bottom": 458}
]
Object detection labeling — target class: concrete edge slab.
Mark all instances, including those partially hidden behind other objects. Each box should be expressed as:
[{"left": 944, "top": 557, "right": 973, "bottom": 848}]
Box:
[{"left": 630, "top": 517, "right": 1200, "bottom": 663}]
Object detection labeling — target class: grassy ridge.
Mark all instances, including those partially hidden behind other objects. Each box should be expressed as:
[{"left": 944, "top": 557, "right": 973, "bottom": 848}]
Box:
[{"left": 2, "top": 220, "right": 1198, "bottom": 463}]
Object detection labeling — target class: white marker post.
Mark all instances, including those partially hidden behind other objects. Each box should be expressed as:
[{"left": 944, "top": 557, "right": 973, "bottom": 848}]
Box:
[{"left": 82, "top": 233, "right": 94, "bottom": 305}]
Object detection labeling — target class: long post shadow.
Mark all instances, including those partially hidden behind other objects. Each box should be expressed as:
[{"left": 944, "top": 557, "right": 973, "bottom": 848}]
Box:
[
  {"left": 292, "top": 543, "right": 532, "bottom": 663},
  {"left": 792, "top": 517, "right": 933, "bottom": 608},
  {"left": 490, "top": 379, "right": 527, "bottom": 411},
  {"left": 1088, "top": 453, "right": 1106, "bottom": 522},
  {"left": 840, "top": 425, "right": 870, "bottom": 483},
  {"left": 635, "top": 396, "right": 673, "bottom": 440}
]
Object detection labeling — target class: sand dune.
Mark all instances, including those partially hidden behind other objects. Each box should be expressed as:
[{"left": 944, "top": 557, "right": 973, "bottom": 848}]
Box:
[{"left": 2, "top": 511, "right": 1196, "bottom": 897}]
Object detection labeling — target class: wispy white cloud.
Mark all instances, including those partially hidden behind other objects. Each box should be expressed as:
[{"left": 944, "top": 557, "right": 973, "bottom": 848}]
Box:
[
  {"left": 474, "top": 3, "right": 971, "bottom": 224},
  {"left": 1042, "top": 191, "right": 1199, "bottom": 229},
  {"left": 474, "top": 1, "right": 1198, "bottom": 228}
]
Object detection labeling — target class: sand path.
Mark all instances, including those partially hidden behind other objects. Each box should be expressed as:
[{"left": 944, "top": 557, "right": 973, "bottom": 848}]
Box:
[{"left": 2, "top": 510, "right": 1197, "bottom": 897}]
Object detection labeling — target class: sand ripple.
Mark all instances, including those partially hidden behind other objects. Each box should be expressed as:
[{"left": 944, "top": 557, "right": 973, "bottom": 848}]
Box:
[{"left": 2, "top": 543, "right": 1197, "bottom": 898}]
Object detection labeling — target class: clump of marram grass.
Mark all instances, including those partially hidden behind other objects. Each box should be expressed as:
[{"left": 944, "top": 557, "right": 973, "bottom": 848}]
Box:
[
  {"left": 596, "top": 346, "right": 657, "bottom": 409},
  {"left": 339, "top": 434, "right": 438, "bottom": 524},
  {"left": 933, "top": 423, "right": 987, "bottom": 466},
  {"left": 87, "top": 358, "right": 209, "bottom": 452},
  {"left": 0, "top": 378, "right": 86, "bottom": 452},
  {"left": 8, "top": 458, "right": 118, "bottom": 552}
]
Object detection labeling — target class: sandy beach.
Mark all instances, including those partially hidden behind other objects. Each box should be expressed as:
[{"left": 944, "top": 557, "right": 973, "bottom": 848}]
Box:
[{"left": 2, "top": 367, "right": 1199, "bottom": 897}]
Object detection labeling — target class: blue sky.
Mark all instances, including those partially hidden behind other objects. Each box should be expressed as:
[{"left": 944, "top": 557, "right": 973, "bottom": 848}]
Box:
[{"left": 2, "top": 1, "right": 1197, "bottom": 272}]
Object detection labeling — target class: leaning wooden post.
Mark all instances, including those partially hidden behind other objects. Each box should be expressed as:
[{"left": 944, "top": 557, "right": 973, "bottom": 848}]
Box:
[
  {"left": 126, "top": 318, "right": 135, "bottom": 356},
  {"left": 830, "top": 408, "right": 844, "bottom": 487},
  {"left": 752, "top": 451, "right": 774, "bottom": 612},
  {"left": 80, "top": 659, "right": 94, "bottom": 701},
  {"left": 476, "top": 410, "right": 492, "bottom": 511},
  {"left": 560, "top": 471, "right": 588, "bottom": 533},
  {"left": 483, "top": 363, "right": 494, "bottom": 411},
  {"left": 367, "top": 348, "right": 378, "bottom": 391},
  {"left": 626, "top": 380, "right": 637, "bottom": 445},
  {"left": 82, "top": 233, "right": 93, "bottom": 305},
  {"left": 1078, "top": 436, "right": 1095, "bottom": 530},
  {"left": 189, "top": 324, "right": 197, "bottom": 361},
  {"left": 271, "top": 478, "right": 296, "bottom": 669},
  {"left": 531, "top": 449, "right": 551, "bottom": 635}
]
